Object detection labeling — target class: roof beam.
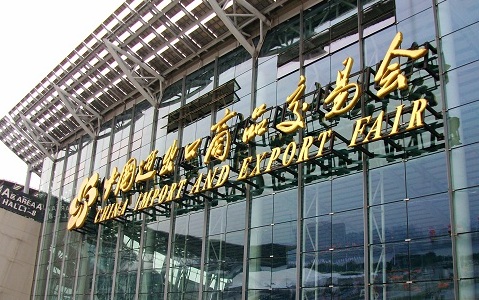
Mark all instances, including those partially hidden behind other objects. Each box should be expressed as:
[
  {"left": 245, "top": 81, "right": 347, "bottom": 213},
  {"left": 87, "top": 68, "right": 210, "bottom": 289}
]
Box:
[
  {"left": 206, "top": 0, "right": 256, "bottom": 56},
  {"left": 236, "top": 0, "right": 271, "bottom": 26},
  {"left": 54, "top": 86, "right": 101, "bottom": 139},
  {"left": 104, "top": 39, "right": 164, "bottom": 108},
  {"left": 10, "top": 115, "right": 56, "bottom": 161}
]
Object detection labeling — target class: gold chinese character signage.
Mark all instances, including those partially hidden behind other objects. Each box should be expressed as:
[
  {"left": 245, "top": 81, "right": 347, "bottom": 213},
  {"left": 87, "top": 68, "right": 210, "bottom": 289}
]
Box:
[{"left": 67, "top": 32, "right": 442, "bottom": 231}]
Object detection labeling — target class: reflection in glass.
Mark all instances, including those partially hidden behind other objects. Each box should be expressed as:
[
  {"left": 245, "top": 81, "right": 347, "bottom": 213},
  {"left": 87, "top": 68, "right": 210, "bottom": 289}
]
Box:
[
  {"left": 441, "top": 22, "right": 479, "bottom": 71},
  {"left": 451, "top": 143, "right": 479, "bottom": 190},
  {"left": 405, "top": 152, "right": 448, "bottom": 198},
  {"left": 448, "top": 101, "right": 479, "bottom": 147},
  {"left": 407, "top": 193, "right": 450, "bottom": 240}
]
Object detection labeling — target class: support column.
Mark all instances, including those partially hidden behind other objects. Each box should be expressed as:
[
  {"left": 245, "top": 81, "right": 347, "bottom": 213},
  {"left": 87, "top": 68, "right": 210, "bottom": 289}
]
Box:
[
  {"left": 432, "top": 0, "right": 472, "bottom": 298},
  {"left": 24, "top": 164, "right": 32, "bottom": 194}
]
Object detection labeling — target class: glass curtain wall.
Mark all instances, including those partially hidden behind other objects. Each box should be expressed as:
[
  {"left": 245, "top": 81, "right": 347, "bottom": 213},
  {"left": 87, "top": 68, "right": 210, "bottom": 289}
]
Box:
[
  {"left": 32, "top": 0, "right": 479, "bottom": 299},
  {"left": 438, "top": 0, "right": 479, "bottom": 299}
]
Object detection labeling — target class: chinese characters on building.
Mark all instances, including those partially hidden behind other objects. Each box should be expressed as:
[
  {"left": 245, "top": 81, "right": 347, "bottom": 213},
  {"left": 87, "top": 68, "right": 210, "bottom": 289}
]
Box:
[{"left": 68, "top": 31, "right": 437, "bottom": 230}]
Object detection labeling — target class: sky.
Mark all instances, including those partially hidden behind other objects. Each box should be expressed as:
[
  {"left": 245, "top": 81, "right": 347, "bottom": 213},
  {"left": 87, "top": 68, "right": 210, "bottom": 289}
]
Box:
[{"left": 0, "top": 0, "right": 125, "bottom": 189}]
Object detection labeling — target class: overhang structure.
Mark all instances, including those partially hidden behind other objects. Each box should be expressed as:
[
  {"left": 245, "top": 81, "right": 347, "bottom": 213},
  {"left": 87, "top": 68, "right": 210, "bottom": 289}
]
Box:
[{"left": 0, "top": 0, "right": 299, "bottom": 175}]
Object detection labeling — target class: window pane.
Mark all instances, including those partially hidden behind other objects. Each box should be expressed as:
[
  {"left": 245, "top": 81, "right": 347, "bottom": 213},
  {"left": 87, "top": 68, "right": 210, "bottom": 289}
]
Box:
[
  {"left": 304, "top": 181, "right": 332, "bottom": 218},
  {"left": 370, "top": 201, "right": 407, "bottom": 244},
  {"left": 444, "top": 60, "right": 479, "bottom": 109},
  {"left": 441, "top": 22, "right": 479, "bottom": 71},
  {"left": 408, "top": 237, "right": 453, "bottom": 282},
  {"left": 453, "top": 187, "right": 479, "bottom": 234},
  {"left": 274, "top": 189, "right": 297, "bottom": 223},
  {"left": 251, "top": 195, "right": 273, "bottom": 228},
  {"left": 407, "top": 193, "right": 450, "bottom": 240},
  {"left": 406, "top": 152, "right": 448, "bottom": 198},
  {"left": 448, "top": 100, "right": 479, "bottom": 147},
  {"left": 332, "top": 173, "right": 363, "bottom": 212},
  {"left": 451, "top": 143, "right": 479, "bottom": 190},
  {"left": 438, "top": 0, "right": 479, "bottom": 36},
  {"left": 369, "top": 163, "right": 406, "bottom": 205},
  {"left": 226, "top": 201, "right": 246, "bottom": 232},
  {"left": 303, "top": 215, "right": 332, "bottom": 252},
  {"left": 332, "top": 209, "right": 364, "bottom": 248}
]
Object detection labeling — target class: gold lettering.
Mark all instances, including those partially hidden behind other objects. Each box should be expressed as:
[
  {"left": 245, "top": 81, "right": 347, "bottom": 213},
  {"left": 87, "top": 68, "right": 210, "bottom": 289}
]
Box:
[
  {"left": 375, "top": 32, "right": 427, "bottom": 99},
  {"left": 250, "top": 152, "right": 268, "bottom": 177},
  {"left": 158, "top": 185, "right": 169, "bottom": 204},
  {"left": 138, "top": 192, "right": 147, "bottom": 210},
  {"left": 406, "top": 98, "right": 427, "bottom": 130},
  {"left": 134, "top": 193, "right": 144, "bottom": 211},
  {"left": 111, "top": 203, "right": 120, "bottom": 219},
  {"left": 107, "top": 203, "right": 118, "bottom": 219},
  {"left": 100, "top": 205, "right": 110, "bottom": 222},
  {"left": 349, "top": 117, "right": 371, "bottom": 147},
  {"left": 282, "top": 142, "right": 297, "bottom": 166},
  {"left": 160, "top": 140, "right": 179, "bottom": 176},
  {"left": 265, "top": 147, "right": 281, "bottom": 173},
  {"left": 216, "top": 165, "right": 230, "bottom": 187},
  {"left": 136, "top": 150, "right": 158, "bottom": 183},
  {"left": 390, "top": 104, "right": 404, "bottom": 135},
  {"left": 190, "top": 173, "right": 203, "bottom": 194},
  {"left": 364, "top": 111, "right": 384, "bottom": 143},
  {"left": 143, "top": 190, "right": 155, "bottom": 209},
  {"left": 276, "top": 76, "right": 309, "bottom": 133},
  {"left": 94, "top": 207, "right": 102, "bottom": 223},
  {"left": 297, "top": 136, "right": 314, "bottom": 163},
  {"left": 115, "top": 158, "right": 137, "bottom": 195},
  {"left": 166, "top": 183, "right": 178, "bottom": 202},
  {"left": 316, "top": 130, "right": 332, "bottom": 157},
  {"left": 324, "top": 57, "right": 361, "bottom": 119},
  {"left": 203, "top": 168, "right": 219, "bottom": 191},
  {"left": 176, "top": 179, "right": 187, "bottom": 199},
  {"left": 117, "top": 203, "right": 124, "bottom": 217},
  {"left": 149, "top": 189, "right": 161, "bottom": 207},
  {"left": 205, "top": 109, "right": 237, "bottom": 163},
  {"left": 103, "top": 168, "right": 120, "bottom": 201},
  {"left": 184, "top": 139, "right": 202, "bottom": 161},
  {"left": 237, "top": 157, "right": 252, "bottom": 180}
]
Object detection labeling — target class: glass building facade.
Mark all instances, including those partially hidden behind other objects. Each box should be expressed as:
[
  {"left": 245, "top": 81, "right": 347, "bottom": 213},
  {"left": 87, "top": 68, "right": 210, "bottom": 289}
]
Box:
[{"left": 32, "top": 0, "right": 479, "bottom": 299}]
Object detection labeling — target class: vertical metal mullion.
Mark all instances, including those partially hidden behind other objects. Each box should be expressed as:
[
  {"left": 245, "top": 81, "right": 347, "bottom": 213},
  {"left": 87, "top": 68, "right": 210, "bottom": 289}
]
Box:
[
  {"left": 57, "top": 230, "right": 70, "bottom": 300},
  {"left": 135, "top": 101, "right": 159, "bottom": 300},
  {"left": 242, "top": 185, "right": 252, "bottom": 300},
  {"left": 72, "top": 234, "right": 84, "bottom": 298},
  {"left": 93, "top": 118, "right": 116, "bottom": 300},
  {"left": 126, "top": 104, "right": 137, "bottom": 158},
  {"left": 431, "top": 0, "right": 458, "bottom": 298},
  {"left": 134, "top": 218, "right": 146, "bottom": 300},
  {"left": 57, "top": 140, "right": 84, "bottom": 300},
  {"left": 163, "top": 76, "right": 186, "bottom": 300},
  {"left": 84, "top": 133, "right": 100, "bottom": 300},
  {"left": 70, "top": 137, "right": 86, "bottom": 299},
  {"left": 150, "top": 103, "right": 160, "bottom": 148},
  {"left": 57, "top": 184, "right": 71, "bottom": 298},
  {"left": 241, "top": 48, "right": 258, "bottom": 300},
  {"left": 296, "top": 6, "right": 305, "bottom": 300},
  {"left": 43, "top": 151, "right": 67, "bottom": 300},
  {"left": 198, "top": 56, "right": 220, "bottom": 300},
  {"left": 32, "top": 161, "right": 55, "bottom": 299},
  {"left": 113, "top": 104, "right": 137, "bottom": 299},
  {"left": 357, "top": 0, "right": 370, "bottom": 299},
  {"left": 110, "top": 224, "right": 123, "bottom": 300},
  {"left": 89, "top": 224, "right": 103, "bottom": 300},
  {"left": 199, "top": 182, "right": 210, "bottom": 300}
]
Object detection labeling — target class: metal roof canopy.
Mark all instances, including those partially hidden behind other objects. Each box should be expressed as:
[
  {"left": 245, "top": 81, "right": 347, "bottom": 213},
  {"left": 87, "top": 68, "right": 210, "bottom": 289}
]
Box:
[{"left": 0, "top": 0, "right": 298, "bottom": 175}]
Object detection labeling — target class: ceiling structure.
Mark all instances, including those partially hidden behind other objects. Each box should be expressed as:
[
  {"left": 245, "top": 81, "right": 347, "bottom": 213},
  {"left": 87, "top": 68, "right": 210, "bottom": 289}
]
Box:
[{"left": 0, "top": 0, "right": 300, "bottom": 176}]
